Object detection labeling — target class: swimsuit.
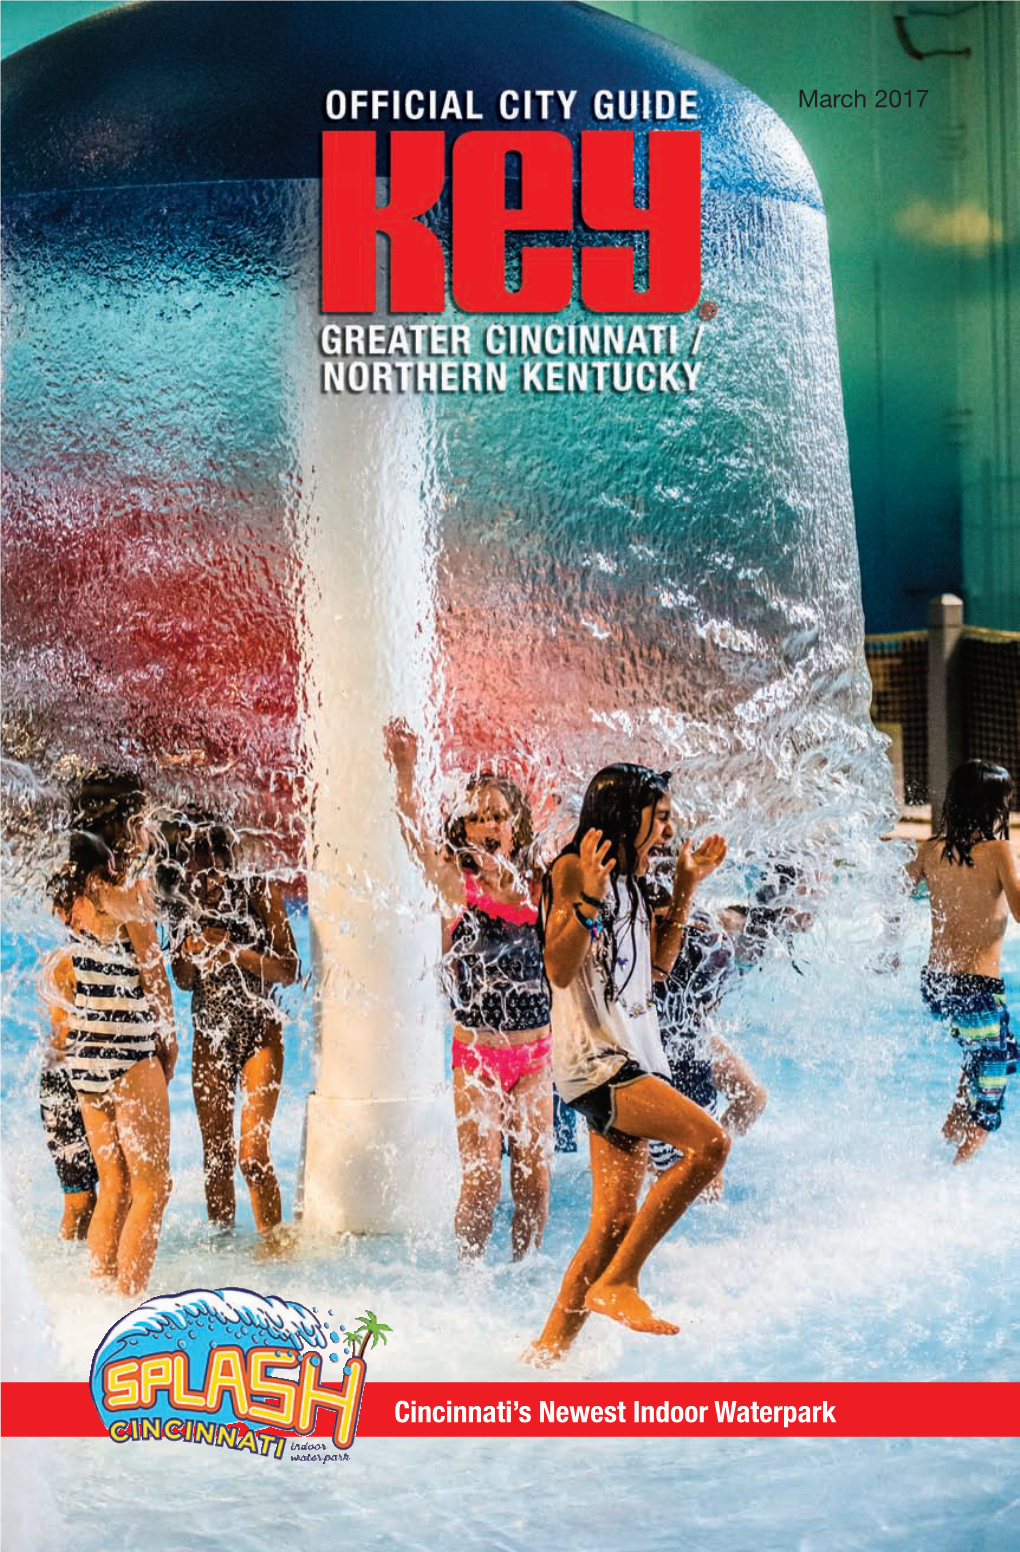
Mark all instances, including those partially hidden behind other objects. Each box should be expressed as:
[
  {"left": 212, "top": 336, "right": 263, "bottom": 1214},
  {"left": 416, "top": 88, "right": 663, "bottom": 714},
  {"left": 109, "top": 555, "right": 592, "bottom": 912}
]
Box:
[
  {"left": 451, "top": 1033, "right": 553, "bottom": 1093},
  {"left": 545, "top": 876, "right": 668, "bottom": 1139},
  {"left": 445, "top": 873, "right": 551, "bottom": 1094},
  {"left": 445, "top": 873, "right": 551, "bottom": 1032},
  {"left": 63, "top": 929, "right": 158, "bottom": 1096},
  {"left": 921, "top": 967, "right": 1018, "bottom": 1133},
  {"left": 39, "top": 1065, "right": 98, "bottom": 1193},
  {"left": 184, "top": 882, "right": 283, "bottom": 1081}
]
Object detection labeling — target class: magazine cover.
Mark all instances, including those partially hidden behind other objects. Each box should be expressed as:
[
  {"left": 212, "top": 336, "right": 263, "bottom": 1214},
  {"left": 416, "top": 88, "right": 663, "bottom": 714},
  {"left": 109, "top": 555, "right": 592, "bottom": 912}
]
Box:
[{"left": 2, "top": 2, "right": 1018, "bottom": 1548}]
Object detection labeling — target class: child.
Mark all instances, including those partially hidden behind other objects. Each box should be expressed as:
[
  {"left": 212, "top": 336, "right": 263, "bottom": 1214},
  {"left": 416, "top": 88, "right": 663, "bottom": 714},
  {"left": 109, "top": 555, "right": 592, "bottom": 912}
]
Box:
[
  {"left": 386, "top": 719, "right": 552, "bottom": 1260},
  {"left": 166, "top": 814, "right": 298, "bottom": 1238},
  {"left": 47, "top": 770, "right": 176, "bottom": 1296},
  {"left": 645, "top": 858, "right": 817, "bottom": 1173},
  {"left": 38, "top": 944, "right": 98, "bottom": 1239},
  {"left": 645, "top": 900, "right": 767, "bottom": 1177},
  {"left": 908, "top": 760, "right": 1020, "bottom": 1163},
  {"left": 527, "top": 764, "right": 729, "bottom": 1363}
]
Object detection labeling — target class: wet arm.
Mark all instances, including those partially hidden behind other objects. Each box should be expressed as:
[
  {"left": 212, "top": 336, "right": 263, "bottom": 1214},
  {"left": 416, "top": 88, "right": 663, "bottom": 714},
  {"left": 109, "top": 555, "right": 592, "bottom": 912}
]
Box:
[
  {"left": 544, "top": 859, "right": 592, "bottom": 988},
  {"left": 385, "top": 718, "right": 463, "bottom": 910},
  {"left": 996, "top": 841, "right": 1020, "bottom": 921},
  {"left": 237, "top": 883, "right": 300, "bottom": 986},
  {"left": 651, "top": 882, "right": 696, "bottom": 979},
  {"left": 126, "top": 919, "right": 177, "bottom": 1080},
  {"left": 41, "top": 952, "right": 76, "bottom": 1056},
  {"left": 170, "top": 932, "right": 198, "bottom": 992},
  {"left": 905, "top": 840, "right": 927, "bottom": 891},
  {"left": 652, "top": 834, "right": 728, "bottom": 977}
]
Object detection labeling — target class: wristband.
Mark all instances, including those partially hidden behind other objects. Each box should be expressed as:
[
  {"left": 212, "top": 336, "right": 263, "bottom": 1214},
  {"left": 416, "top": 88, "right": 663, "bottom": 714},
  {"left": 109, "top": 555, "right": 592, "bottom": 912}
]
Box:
[
  {"left": 573, "top": 903, "right": 603, "bottom": 938},
  {"left": 579, "top": 891, "right": 606, "bottom": 910},
  {"left": 661, "top": 912, "right": 688, "bottom": 931}
]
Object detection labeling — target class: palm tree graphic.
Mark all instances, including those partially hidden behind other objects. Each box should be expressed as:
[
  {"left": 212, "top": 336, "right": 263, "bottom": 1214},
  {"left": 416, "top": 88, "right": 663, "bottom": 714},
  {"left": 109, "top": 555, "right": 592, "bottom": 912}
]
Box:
[{"left": 346, "top": 1310, "right": 393, "bottom": 1361}]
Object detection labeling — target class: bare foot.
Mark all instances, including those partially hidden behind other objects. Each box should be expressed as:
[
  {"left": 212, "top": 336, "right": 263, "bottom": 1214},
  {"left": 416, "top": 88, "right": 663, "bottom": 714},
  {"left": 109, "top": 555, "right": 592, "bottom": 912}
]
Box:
[
  {"left": 254, "top": 1223, "right": 300, "bottom": 1260},
  {"left": 522, "top": 1300, "right": 588, "bottom": 1365},
  {"left": 942, "top": 1114, "right": 968, "bottom": 1146},
  {"left": 584, "top": 1281, "right": 680, "bottom": 1335},
  {"left": 952, "top": 1127, "right": 990, "bottom": 1166},
  {"left": 520, "top": 1340, "right": 564, "bottom": 1369}
]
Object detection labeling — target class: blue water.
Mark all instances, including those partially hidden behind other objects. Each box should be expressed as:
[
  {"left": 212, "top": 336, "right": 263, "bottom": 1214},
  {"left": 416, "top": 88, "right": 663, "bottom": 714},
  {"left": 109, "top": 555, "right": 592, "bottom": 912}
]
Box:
[{"left": 2, "top": 901, "right": 1018, "bottom": 1551}]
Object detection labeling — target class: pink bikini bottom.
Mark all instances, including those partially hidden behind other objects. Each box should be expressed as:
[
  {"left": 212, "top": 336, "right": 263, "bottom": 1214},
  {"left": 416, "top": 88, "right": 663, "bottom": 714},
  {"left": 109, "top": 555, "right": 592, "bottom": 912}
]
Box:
[{"left": 452, "top": 1033, "right": 552, "bottom": 1094}]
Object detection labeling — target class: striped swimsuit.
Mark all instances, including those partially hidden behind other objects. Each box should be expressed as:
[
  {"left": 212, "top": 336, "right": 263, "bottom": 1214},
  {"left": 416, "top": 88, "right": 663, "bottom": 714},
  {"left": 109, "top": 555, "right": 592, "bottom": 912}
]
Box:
[
  {"left": 64, "top": 930, "right": 158, "bottom": 1096},
  {"left": 921, "top": 967, "right": 1017, "bottom": 1133}
]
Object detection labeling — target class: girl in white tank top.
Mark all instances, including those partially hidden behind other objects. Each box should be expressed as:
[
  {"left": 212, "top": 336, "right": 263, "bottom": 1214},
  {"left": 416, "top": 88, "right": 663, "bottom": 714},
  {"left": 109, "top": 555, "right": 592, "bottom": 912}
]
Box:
[
  {"left": 544, "top": 871, "right": 668, "bottom": 1105},
  {"left": 527, "top": 763, "right": 730, "bottom": 1365}
]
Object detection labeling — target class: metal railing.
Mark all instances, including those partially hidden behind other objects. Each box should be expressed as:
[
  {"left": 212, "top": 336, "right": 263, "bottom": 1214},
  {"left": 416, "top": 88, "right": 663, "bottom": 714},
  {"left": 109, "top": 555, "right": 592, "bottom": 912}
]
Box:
[{"left": 864, "top": 596, "right": 1019, "bottom": 806}]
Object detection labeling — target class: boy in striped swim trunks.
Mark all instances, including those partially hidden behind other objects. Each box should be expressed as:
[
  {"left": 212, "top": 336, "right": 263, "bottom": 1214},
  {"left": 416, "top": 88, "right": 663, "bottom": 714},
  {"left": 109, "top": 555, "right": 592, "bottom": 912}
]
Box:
[
  {"left": 920, "top": 969, "right": 1016, "bottom": 1135},
  {"left": 908, "top": 761, "right": 1020, "bottom": 1163}
]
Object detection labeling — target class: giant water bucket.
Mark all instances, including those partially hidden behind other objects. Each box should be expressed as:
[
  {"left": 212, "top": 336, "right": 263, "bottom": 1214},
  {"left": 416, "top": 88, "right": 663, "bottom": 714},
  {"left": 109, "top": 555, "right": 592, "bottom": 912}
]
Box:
[{"left": 2, "top": 1, "right": 890, "bottom": 1231}]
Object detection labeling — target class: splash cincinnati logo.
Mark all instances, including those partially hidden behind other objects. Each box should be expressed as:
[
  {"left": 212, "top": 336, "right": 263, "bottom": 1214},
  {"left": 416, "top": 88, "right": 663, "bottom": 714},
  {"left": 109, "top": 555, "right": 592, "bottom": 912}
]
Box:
[{"left": 89, "top": 1289, "right": 391, "bottom": 1459}]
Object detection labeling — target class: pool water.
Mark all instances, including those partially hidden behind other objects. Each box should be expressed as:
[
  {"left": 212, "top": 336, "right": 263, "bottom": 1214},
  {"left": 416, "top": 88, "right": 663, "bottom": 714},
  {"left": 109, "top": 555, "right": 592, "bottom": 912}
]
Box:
[{"left": 2, "top": 900, "right": 1018, "bottom": 1551}]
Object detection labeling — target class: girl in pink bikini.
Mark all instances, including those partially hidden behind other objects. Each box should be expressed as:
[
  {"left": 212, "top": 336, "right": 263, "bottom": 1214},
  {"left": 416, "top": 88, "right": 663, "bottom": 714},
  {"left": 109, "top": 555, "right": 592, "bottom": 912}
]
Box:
[{"left": 386, "top": 720, "right": 552, "bottom": 1260}]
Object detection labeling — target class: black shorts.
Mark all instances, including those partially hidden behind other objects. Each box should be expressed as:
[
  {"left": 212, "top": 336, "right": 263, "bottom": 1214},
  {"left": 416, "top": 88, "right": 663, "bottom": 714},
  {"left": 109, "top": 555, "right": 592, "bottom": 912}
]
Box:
[
  {"left": 40, "top": 1067, "right": 98, "bottom": 1195},
  {"left": 566, "top": 1058, "right": 652, "bottom": 1146}
]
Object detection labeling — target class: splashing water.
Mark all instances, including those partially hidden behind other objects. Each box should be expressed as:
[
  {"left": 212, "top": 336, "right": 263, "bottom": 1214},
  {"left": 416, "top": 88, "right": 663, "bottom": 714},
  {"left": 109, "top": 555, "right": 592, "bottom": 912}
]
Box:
[
  {"left": 2, "top": 17, "right": 1016, "bottom": 1546},
  {"left": 3, "top": 904, "right": 1018, "bottom": 1550}
]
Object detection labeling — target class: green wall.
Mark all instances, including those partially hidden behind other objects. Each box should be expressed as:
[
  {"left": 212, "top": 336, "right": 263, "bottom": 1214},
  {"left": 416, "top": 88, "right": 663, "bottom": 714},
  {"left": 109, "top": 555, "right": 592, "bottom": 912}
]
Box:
[{"left": 0, "top": 0, "right": 115, "bottom": 55}]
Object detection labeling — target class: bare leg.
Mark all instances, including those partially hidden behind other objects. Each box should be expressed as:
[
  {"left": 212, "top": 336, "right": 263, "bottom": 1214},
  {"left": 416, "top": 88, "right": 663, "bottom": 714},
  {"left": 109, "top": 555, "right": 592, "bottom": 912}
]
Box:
[
  {"left": 78, "top": 1100, "right": 131, "bottom": 1281},
  {"left": 111, "top": 1057, "right": 172, "bottom": 1298},
  {"left": 951, "top": 1123, "right": 991, "bottom": 1165},
  {"left": 709, "top": 1036, "right": 767, "bottom": 1137},
  {"left": 942, "top": 1074, "right": 970, "bottom": 1145},
  {"left": 583, "top": 1076, "right": 729, "bottom": 1335},
  {"left": 60, "top": 1191, "right": 97, "bottom": 1241},
  {"left": 525, "top": 1130, "right": 647, "bottom": 1365},
  {"left": 238, "top": 1029, "right": 284, "bottom": 1235},
  {"left": 452, "top": 1063, "right": 504, "bottom": 1258},
  {"left": 192, "top": 1031, "right": 238, "bottom": 1228},
  {"left": 507, "top": 1065, "right": 553, "bottom": 1260},
  {"left": 942, "top": 1072, "right": 992, "bottom": 1164}
]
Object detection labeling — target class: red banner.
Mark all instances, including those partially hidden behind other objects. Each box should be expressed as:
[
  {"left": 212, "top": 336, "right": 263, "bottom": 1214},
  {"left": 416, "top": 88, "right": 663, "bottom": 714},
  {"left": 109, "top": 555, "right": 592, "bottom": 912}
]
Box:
[{"left": 3, "top": 1382, "right": 1017, "bottom": 1439}]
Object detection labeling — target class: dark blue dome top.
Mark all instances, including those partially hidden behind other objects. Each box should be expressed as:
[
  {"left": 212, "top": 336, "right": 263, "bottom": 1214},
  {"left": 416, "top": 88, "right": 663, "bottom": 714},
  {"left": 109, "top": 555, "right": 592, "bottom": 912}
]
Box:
[{"left": 2, "top": 1, "right": 819, "bottom": 207}]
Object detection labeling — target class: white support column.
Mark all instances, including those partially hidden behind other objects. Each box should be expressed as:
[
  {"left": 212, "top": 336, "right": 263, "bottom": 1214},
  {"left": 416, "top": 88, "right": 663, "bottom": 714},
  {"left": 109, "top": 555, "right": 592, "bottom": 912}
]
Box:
[{"left": 293, "top": 216, "right": 453, "bottom": 1233}]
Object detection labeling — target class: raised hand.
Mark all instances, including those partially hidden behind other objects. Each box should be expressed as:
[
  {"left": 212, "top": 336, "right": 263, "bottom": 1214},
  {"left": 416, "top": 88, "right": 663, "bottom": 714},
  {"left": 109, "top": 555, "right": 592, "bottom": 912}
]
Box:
[
  {"left": 383, "top": 716, "right": 418, "bottom": 774},
  {"left": 674, "top": 833, "right": 728, "bottom": 893},
  {"left": 578, "top": 828, "right": 615, "bottom": 902}
]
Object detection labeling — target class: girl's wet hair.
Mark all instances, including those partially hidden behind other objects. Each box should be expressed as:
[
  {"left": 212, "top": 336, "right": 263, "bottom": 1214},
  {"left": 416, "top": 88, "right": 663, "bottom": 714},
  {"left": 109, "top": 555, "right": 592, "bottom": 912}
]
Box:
[
  {"left": 543, "top": 763, "right": 672, "bottom": 1002},
  {"left": 444, "top": 772, "right": 536, "bottom": 875},
  {"left": 936, "top": 759, "right": 1013, "bottom": 867},
  {"left": 48, "top": 768, "right": 147, "bottom": 919},
  {"left": 571, "top": 763, "right": 672, "bottom": 878},
  {"left": 156, "top": 808, "right": 237, "bottom": 909},
  {"left": 166, "top": 808, "right": 236, "bottom": 870}
]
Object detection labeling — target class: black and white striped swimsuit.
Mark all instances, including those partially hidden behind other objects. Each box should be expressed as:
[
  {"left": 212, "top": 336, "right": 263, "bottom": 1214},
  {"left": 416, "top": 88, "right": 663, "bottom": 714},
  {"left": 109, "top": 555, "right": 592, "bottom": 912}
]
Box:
[{"left": 65, "top": 930, "right": 157, "bottom": 1096}]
